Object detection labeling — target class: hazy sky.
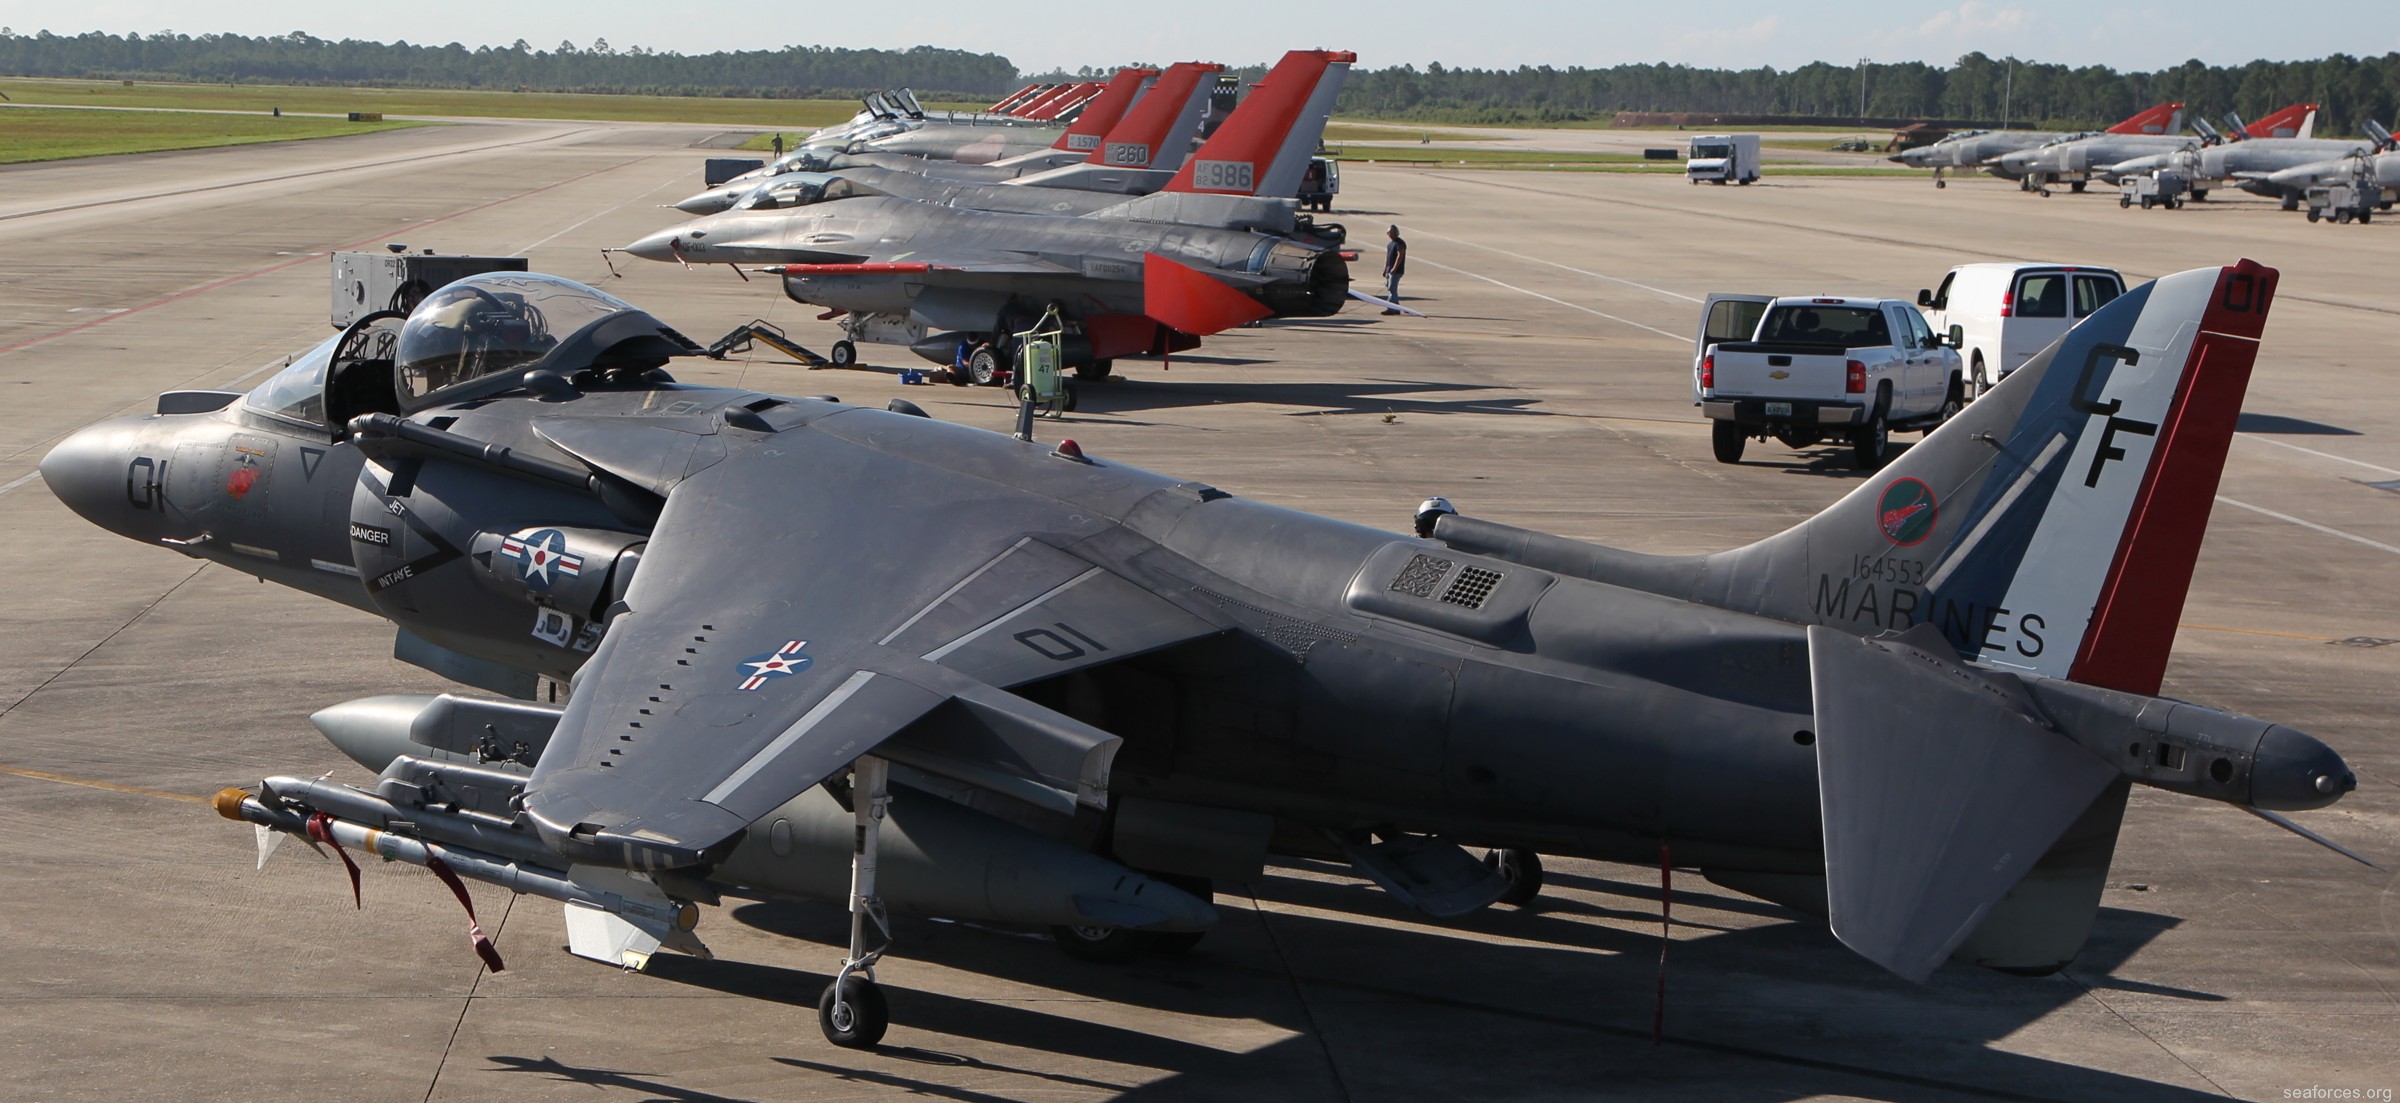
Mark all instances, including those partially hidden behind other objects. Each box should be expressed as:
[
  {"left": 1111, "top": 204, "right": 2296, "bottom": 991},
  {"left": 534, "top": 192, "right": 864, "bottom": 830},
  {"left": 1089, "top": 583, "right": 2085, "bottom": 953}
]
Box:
[{"left": 3, "top": 1, "right": 2389, "bottom": 74}]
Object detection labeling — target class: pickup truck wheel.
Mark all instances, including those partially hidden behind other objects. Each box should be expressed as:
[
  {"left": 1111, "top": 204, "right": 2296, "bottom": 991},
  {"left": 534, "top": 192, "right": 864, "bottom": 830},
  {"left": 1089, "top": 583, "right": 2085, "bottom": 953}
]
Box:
[
  {"left": 1851, "top": 412, "right": 1890, "bottom": 470},
  {"left": 2120, "top": 195, "right": 2132, "bottom": 208},
  {"left": 1711, "top": 420, "right": 1746, "bottom": 464},
  {"left": 1927, "top": 379, "right": 1963, "bottom": 434}
]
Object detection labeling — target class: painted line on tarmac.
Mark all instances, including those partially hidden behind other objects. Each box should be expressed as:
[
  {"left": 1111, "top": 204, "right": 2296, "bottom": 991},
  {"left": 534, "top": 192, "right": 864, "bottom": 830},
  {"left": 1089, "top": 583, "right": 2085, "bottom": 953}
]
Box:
[
  {"left": 2239, "top": 434, "right": 2400, "bottom": 479},
  {"left": 0, "top": 124, "right": 594, "bottom": 223},
  {"left": 1417, "top": 259, "right": 1688, "bottom": 342},
  {"left": 0, "top": 470, "right": 41, "bottom": 498},
  {"left": 2178, "top": 623, "right": 2336, "bottom": 642},
  {"left": 2218, "top": 496, "right": 2400, "bottom": 556},
  {"left": 0, "top": 763, "right": 205, "bottom": 805},
  {"left": 1408, "top": 229, "right": 1701, "bottom": 303},
  {"left": 0, "top": 154, "right": 634, "bottom": 359},
  {"left": 513, "top": 157, "right": 684, "bottom": 253}
]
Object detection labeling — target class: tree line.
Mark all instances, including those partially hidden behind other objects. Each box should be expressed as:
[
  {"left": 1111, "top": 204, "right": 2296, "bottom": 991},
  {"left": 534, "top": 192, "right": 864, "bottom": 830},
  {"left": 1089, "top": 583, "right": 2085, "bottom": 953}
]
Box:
[
  {"left": 1037, "top": 53, "right": 2400, "bottom": 135},
  {"left": 5, "top": 30, "right": 2395, "bottom": 135},
  {"left": 1327, "top": 53, "right": 2400, "bottom": 134},
  {"left": 0, "top": 29, "right": 1019, "bottom": 100}
]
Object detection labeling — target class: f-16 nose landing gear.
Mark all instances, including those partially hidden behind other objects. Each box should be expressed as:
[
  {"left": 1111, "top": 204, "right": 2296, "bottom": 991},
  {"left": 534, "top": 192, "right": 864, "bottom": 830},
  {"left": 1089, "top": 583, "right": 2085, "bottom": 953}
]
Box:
[{"left": 819, "top": 755, "right": 894, "bottom": 1048}]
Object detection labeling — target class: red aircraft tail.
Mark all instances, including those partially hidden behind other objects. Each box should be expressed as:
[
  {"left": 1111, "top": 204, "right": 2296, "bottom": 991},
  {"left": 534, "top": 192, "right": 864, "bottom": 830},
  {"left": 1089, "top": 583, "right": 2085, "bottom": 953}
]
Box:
[
  {"left": 2246, "top": 103, "right": 2318, "bottom": 139},
  {"left": 1023, "top": 82, "right": 1104, "bottom": 122},
  {"left": 990, "top": 84, "right": 1051, "bottom": 115},
  {"left": 1050, "top": 68, "right": 1157, "bottom": 154},
  {"left": 2104, "top": 103, "right": 2183, "bottom": 136},
  {"left": 1088, "top": 61, "right": 1224, "bottom": 170},
  {"left": 1163, "top": 49, "right": 1356, "bottom": 198}
]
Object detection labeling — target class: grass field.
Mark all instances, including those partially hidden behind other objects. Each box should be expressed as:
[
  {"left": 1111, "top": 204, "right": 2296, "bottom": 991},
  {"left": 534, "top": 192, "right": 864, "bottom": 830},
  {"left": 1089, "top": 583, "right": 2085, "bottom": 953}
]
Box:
[
  {"left": 0, "top": 106, "right": 422, "bottom": 164},
  {"left": 0, "top": 77, "right": 981, "bottom": 127},
  {"left": 1321, "top": 123, "right": 1485, "bottom": 143}
]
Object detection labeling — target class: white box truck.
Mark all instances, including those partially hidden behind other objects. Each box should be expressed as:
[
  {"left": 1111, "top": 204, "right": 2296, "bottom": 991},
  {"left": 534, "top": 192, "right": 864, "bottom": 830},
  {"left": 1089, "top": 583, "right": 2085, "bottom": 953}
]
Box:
[{"left": 1686, "top": 134, "right": 1761, "bottom": 185}]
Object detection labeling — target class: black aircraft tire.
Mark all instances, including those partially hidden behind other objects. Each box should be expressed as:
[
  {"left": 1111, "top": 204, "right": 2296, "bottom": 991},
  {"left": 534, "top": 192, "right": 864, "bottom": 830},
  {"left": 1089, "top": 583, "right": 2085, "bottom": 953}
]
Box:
[
  {"left": 829, "top": 340, "right": 856, "bottom": 368},
  {"left": 1051, "top": 924, "right": 1157, "bottom": 964},
  {"left": 1710, "top": 420, "right": 1746, "bottom": 464},
  {"left": 2361, "top": 210, "right": 2373, "bottom": 225},
  {"left": 2284, "top": 197, "right": 2301, "bottom": 211},
  {"left": 1074, "top": 359, "right": 1114, "bottom": 381},
  {"left": 1852, "top": 411, "right": 1890, "bottom": 470},
  {"left": 818, "top": 976, "right": 889, "bottom": 1049},
  {"left": 2192, "top": 188, "right": 2209, "bottom": 201},
  {"left": 1485, "top": 848, "right": 1545, "bottom": 907},
  {"left": 2070, "top": 180, "right": 2086, "bottom": 193}
]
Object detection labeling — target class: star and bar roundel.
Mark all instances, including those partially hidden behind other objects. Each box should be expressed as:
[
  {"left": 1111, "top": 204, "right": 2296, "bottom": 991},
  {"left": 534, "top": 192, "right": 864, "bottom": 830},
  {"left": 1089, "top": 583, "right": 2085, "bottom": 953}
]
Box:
[
  {"left": 499, "top": 528, "right": 585, "bottom": 591},
  {"left": 737, "top": 640, "right": 812, "bottom": 691}
]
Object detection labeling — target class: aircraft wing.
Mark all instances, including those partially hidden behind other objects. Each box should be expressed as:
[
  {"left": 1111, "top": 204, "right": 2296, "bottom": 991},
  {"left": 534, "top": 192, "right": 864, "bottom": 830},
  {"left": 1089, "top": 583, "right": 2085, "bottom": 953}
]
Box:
[{"left": 523, "top": 416, "right": 1227, "bottom": 868}]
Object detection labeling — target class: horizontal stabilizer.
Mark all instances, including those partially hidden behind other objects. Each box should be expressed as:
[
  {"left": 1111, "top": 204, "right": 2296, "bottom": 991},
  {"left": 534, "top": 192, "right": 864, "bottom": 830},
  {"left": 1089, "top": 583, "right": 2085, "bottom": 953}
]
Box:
[
  {"left": 1349, "top": 289, "right": 1423, "bottom": 316},
  {"left": 1809, "top": 624, "right": 2119, "bottom": 982},
  {"left": 1143, "top": 252, "right": 1271, "bottom": 335}
]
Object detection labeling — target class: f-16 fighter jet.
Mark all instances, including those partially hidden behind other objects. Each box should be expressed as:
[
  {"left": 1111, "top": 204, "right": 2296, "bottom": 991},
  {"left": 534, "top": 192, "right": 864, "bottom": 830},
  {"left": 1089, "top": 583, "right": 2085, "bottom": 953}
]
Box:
[
  {"left": 1890, "top": 103, "right": 2183, "bottom": 187},
  {"left": 675, "top": 60, "right": 1231, "bottom": 217},
  {"left": 620, "top": 52, "right": 1361, "bottom": 380},
  {"left": 41, "top": 259, "right": 2372, "bottom": 1049},
  {"left": 804, "top": 80, "right": 1109, "bottom": 165}
]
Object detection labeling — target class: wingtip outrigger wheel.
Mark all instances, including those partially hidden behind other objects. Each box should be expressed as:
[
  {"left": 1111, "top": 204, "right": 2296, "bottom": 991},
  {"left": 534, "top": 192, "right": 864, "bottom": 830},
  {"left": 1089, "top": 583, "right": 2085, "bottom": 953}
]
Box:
[{"left": 820, "top": 754, "right": 893, "bottom": 1049}]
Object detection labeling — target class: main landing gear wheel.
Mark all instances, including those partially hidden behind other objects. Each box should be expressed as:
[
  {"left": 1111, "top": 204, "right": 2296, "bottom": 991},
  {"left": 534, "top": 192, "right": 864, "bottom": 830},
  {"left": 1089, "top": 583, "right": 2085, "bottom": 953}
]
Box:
[
  {"left": 816, "top": 755, "right": 895, "bottom": 1049},
  {"left": 964, "top": 345, "right": 1003, "bottom": 386},
  {"left": 1050, "top": 923, "right": 1157, "bottom": 963},
  {"left": 1710, "top": 420, "right": 1746, "bottom": 464},
  {"left": 819, "top": 974, "right": 888, "bottom": 1049},
  {"left": 1484, "top": 847, "right": 1544, "bottom": 907},
  {"left": 829, "top": 340, "right": 857, "bottom": 368},
  {"left": 2069, "top": 180, "right": 2086, "bottom": 193},
  {"left": 1074, "top": 359, "right": 1114, "bottom": 381}
]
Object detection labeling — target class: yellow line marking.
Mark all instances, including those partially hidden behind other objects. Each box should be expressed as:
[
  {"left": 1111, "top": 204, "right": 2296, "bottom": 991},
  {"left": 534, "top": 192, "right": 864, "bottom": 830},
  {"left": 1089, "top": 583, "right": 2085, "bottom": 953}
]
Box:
[
  {"left": 0, "top": 763, "right": 208, "bottom": 804},
  {"left": 2178, "top": 623, "right": 2336, "bottom": 642}
]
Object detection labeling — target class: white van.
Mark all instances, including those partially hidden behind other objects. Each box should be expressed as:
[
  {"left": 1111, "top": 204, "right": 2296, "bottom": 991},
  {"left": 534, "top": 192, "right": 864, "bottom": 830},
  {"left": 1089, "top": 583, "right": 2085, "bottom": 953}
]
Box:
[{"left": 1918, "top": 263, "right": 2126, "bottom": 394}]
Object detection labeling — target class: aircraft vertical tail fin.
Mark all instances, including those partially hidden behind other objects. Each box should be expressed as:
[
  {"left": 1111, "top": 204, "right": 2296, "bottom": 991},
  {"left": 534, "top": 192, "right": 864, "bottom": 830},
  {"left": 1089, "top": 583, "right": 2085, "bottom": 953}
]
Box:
[
  {"left": 1049, "top": 68, "right": 1158, "bottom": 154},
  {"left": 2248, "top": 103, "right": 2319, "bottom": 139},
  {"left": 2369, "top": 120, "right": 2395, "bottom": 151},
  {"left": 2105, "top": 102, "right": 2183, "bottom": 135},
  {"left": 1025, "top": 82, "right": 1105, "bottom": 122},
  {"left": 1714, "top": 261, "right": 2279, "bottom": 697},
  {"left": 989, "top": 85, "right": 1045, "bottom": 114},
  {"left": 1163, "top": 49, "right": 1355, "bottom": 199},
  {"left": 1089, "top": 61, "right": 1225, "bottom": 171}
]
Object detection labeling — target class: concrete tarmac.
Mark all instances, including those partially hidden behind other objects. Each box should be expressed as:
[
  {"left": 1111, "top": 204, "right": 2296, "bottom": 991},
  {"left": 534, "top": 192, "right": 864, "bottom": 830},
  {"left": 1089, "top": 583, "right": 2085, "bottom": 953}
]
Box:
[{"left": 0, "top": 122, "right": 2393, "bottom": 1103}]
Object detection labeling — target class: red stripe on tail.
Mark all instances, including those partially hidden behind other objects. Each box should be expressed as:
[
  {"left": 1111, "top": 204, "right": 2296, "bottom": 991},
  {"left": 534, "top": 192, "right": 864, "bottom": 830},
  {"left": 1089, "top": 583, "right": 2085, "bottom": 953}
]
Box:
[
  {"left": 2245, "top": 103, "right": 2319, "bottom": 139},
  {"left": 1050, "top": 68, "right": 1156, "bottom": 152},
  {"left": 2067, "top": 260, "right": 2278, "bottom": 695},
  {"left": 2105, "top": 103, "right": 2183, "bottom": 136},
  {"left": 1164, "top": 50, "right": 1353, "bottom": 195}
]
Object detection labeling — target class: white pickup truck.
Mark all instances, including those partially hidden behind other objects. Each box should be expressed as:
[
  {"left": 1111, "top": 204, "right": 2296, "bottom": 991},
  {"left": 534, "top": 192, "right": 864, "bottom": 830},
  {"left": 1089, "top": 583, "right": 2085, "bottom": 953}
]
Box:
[{"left": 1694, "top": 295, "right": 1964, "bottom": 469}]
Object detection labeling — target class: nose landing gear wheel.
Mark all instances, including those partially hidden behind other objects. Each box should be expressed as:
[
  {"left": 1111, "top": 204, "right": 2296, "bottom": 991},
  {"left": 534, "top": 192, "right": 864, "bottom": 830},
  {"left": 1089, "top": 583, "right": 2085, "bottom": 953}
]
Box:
[
  {"left": 1483, "top": 847, "right": 1545, "bottom": 907},
  {"left": 829, "top": 340, "right": 857, "bottom": 368},
  {"left": 818, "top": 974, "right": 888, "bottom": 1049}
]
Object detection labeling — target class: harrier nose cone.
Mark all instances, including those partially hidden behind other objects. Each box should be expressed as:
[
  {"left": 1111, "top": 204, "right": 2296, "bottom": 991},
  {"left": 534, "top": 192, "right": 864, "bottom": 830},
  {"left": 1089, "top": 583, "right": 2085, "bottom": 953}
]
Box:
[{"left": 40, "top": 417, "right": 146, "bottom": 535}]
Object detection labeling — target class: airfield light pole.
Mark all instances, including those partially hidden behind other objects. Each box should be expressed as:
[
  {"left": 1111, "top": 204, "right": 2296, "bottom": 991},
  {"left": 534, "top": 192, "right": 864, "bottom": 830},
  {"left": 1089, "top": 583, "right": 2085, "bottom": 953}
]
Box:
[
  {"left": 2003, "top": 58, "right": 2015, "bottom": 128},
  {"left": 1858, "top": 57, "right": 1869, "bottom": 124}
]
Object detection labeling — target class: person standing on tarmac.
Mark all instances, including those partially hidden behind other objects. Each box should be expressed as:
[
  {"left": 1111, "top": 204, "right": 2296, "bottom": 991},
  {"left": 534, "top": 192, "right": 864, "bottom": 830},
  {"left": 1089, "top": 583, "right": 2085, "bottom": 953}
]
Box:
[{"left": 1381, "top": 225, "right": 1408, "bottom": 314}]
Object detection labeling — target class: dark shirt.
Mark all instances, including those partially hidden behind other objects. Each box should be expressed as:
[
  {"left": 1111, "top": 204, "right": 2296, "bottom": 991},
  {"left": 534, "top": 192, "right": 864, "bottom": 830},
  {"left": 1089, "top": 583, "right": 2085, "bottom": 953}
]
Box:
[{"left": 1384, "top": 237, "right": 1407, "bottom": 276}]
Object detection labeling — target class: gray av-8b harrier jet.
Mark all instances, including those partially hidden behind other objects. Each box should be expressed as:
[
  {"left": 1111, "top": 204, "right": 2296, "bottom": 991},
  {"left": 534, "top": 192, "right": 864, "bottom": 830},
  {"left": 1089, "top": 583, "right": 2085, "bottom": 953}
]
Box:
[{"left": 41, "top": 261, "right": 2369, "bottom": 1049}]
